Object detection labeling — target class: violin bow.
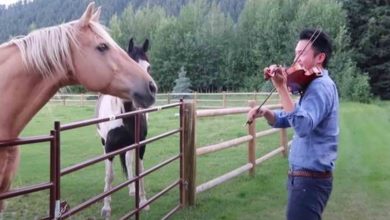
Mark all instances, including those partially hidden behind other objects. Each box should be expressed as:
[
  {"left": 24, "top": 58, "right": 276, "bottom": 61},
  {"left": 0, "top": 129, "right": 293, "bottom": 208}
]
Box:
[
  {"left": 245, "top": 29, "right": 322, "bottom": 126},
  {"left": 244, "top": 87, "right": 276, "bottom": 127}
]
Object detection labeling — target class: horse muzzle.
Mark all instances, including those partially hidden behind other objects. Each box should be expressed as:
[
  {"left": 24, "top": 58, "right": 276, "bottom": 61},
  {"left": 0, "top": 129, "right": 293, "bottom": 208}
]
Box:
[{"left": 133, "top": 81, "right": 157, "bottom": 108}]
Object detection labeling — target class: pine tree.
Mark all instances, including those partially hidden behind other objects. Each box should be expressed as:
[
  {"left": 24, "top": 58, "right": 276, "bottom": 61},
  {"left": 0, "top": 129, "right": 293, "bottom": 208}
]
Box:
[{"left": 172, "top": 66, "right": 192, "bottom": 99}]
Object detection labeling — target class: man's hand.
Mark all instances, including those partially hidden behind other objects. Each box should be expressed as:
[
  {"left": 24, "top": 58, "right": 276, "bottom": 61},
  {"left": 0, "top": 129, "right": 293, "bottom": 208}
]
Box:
[
  {"left": 264, "top": 64, "right": 287, "bottom": 89},
  {"left": 247, "top": 106, "right": 275, "bottom": 125}
]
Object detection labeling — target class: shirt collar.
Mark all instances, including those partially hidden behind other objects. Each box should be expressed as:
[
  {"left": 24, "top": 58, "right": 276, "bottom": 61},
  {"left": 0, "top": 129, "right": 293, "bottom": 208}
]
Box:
[{"left": 321, "top": 69, "right": 329, "bottom": 76}]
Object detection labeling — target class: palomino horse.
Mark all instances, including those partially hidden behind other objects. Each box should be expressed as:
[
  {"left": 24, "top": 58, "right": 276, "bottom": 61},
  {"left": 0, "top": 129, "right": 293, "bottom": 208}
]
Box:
[
  {"left": 0, "top": 2, "right": 157, "bottom": 212},
  {"left": 96, "top": 38, "right": 151, "bottom": 217}
]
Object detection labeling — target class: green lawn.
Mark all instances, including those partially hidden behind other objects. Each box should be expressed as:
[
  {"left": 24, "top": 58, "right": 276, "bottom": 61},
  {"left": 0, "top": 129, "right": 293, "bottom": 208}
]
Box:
[{"left": 2, "top": 101, "right": 390, "bottom": 219}]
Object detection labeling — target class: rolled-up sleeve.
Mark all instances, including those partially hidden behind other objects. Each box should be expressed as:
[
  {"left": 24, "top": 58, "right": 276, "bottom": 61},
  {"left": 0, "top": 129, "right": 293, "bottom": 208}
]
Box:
[
  {"left": 272, "top": 110, "right": 291, "bottom": 128},
  {"left": 285, "top": 83, "right": 330, "bottom": 137}
]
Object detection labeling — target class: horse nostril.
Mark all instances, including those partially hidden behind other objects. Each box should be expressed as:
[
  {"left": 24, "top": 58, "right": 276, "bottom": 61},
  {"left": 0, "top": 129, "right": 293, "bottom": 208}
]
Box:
[{"left": 149, "top": 81, "right": 157, "bottom": 94}]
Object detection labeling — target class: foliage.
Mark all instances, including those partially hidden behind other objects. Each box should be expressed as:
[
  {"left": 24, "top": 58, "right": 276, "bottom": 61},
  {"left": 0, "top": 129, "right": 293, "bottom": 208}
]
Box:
[
  {"left": 151, "top": 0, "right": 235, "bottom": 92},
  {"left": 0, "top": 0, "right": 130, "bottom": 42},
  {"left": 291, "top": 0, "right": 371, "bottom": 102},
  {"left": 233, "top": 0, "right": 302, "bottom": 91},
  {"left": 1, "top": 0, "right": 384, "bottom": 102},
  {"left": 0, "top": 0, "right": 245, "bottom": 43},
  {"left": 341, "top": 0, "right": 390, "bottom": 100},
  {"left": 64, "top": 85, "right": 87, "bottom": 94},
  {"left": 109, "top": 4, "right": 168, "bottom": 49}
]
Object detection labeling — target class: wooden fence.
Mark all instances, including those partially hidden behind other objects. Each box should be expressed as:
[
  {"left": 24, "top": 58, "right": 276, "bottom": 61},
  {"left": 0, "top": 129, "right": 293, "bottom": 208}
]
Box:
[
  {"left": 49, "top": 92, "right": 281, "bottom": 108},
  {"left": 181, "top": 100, "right": 291, "bottom": 204}
]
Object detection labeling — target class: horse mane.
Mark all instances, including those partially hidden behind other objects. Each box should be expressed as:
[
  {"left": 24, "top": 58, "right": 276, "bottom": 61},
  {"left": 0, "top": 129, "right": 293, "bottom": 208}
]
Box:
[{"left": 2, "top": 20, "right": 120, "bottom": 78}]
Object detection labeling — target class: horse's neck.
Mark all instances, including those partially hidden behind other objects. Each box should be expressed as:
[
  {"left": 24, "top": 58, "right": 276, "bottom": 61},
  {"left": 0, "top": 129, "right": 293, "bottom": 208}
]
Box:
[
  {"left": 0, "top": 45, "right": 66, "bottom": 140},
  {"left": 122, "top": 101, "right": 140, "bottom": 129}
]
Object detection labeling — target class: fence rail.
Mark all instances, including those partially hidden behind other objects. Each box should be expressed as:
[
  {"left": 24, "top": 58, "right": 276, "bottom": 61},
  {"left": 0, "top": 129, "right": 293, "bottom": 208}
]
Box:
[{"left": 49, "top": 92, "right": 282, "bottom": 108}]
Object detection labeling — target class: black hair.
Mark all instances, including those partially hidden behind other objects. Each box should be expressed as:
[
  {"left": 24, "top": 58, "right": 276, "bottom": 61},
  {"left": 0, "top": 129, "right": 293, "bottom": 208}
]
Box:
[{"left": 299, "top": 28, "right": 332, "bottom": 68}]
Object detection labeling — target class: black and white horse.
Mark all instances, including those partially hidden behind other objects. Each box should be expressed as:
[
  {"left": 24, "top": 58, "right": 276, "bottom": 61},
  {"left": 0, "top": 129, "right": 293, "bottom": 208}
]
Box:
[{"left": 96, "top": 38, "right": 151, "bottom": 218}]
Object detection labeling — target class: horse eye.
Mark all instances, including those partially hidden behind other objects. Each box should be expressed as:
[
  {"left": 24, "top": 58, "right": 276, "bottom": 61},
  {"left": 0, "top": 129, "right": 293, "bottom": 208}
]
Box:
[{"left": 96, "top": 43, "right": 109, "bottom": 52}]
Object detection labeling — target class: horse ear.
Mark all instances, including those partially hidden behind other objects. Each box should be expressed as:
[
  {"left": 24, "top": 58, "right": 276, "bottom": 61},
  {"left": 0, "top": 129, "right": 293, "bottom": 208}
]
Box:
[
  {"left": 128, "top": 38, "right": 134, "bottom": 53},
  {"left": 79, "top": 2, "right": 95, "bottom": 27},
  {"left": 91, "top": 6, "right": 101, "bottom": 22},
  {"left": 143, "top": 39, "right": 149, "bottom": 52}
]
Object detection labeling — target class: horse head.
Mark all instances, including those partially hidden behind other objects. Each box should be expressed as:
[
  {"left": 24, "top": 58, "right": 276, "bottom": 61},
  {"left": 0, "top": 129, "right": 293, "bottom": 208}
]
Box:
[
  {"left": 127, "top": 38, "right": 151, "bottom": 75},
  {"left": 70, "top": 3, "right": 157, "bottom": 108}
]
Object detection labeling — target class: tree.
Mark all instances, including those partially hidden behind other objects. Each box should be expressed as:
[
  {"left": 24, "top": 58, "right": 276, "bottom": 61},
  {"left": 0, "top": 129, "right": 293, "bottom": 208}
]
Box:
[
  {"left": 342, "top": 0, "right": 390, "bottom": 99},
  {"left": 0, "top": 0, "right": 130, "bottom": 43},
  {"left": 234, "top": 0, "right": 299, "bottom": 91},
  {"left": 152, "top": 0, "right": 236, "bottom": 92},
  {"left": 172, "top": 66, "right": 192, "bottom": 98},
  {"left": 148, "top": 16, "right": 180, "bottom": 92},
  {"left": 109, "top": 4, "right": 168, "bottom": 48},
  {"left": 288, "top": 0, "right": 371, "bottom": 102}
]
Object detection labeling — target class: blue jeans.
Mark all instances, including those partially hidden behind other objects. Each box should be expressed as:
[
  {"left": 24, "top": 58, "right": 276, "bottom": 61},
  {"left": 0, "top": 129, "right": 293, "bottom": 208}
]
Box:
[{"left": 286, "top": 175, "right": 333, "bottom": 220}]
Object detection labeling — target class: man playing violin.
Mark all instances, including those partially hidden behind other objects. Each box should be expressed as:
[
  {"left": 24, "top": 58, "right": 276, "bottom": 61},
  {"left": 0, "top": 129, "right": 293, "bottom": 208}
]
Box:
[{"left": 247, "top": 28, "right": 339, "bottom": 220}]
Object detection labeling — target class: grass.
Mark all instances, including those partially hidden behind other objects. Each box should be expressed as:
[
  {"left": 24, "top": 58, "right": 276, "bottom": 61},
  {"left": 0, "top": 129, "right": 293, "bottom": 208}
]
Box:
[
  {"left": 323, "top": 102, "right": 390, "bottom": 220},
  {"left": 2, "top": 101, "right": 390, "bottom": 219}
]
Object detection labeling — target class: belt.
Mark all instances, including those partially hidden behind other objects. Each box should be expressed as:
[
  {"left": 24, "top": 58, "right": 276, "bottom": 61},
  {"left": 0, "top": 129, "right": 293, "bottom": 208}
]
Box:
[{"left": 288, "top": 169, "right": 332, "bottom": 178}]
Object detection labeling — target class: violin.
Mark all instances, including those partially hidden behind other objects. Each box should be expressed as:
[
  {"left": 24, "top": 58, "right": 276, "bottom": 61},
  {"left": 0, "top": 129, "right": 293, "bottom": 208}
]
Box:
[
  {"left": 265, "top": 63, "right": 322, "bottom": 94},
  {"left": 244, "top": 64, "right": 322, "bottom": 126},
  {"left": 286, "top": 63, "right": 322, "bottom": 94}
]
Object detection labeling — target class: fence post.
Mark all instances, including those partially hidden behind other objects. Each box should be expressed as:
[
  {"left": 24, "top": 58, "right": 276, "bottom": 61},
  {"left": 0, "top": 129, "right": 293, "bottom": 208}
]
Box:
[
  {"left": 193, "top": 92, "right": 197, "bottom": 105},
  {"left": 254, "top": 92, "right": 258, "bottom": 103},
  {"left": 280, "top": 128, "right": 288, "bottom": 157},
  {"left": 53, "top": 121, "right": 61, "bottom": 219},
  {"left": 248, "top": 100, "right": 256, "bottom": 176},
  {"left": 81, "top": 94, "right": 84, "bottom": 106},
  {"left": 49, "top": 130, "right": 56, "bottom": 219},
  {"left": 167, "top": 93, "right": 171, "bottom": 104},
  {"left": 182, "top": 101, "right": 196, "bottom": 207},
  {"left": 278, "top": 92, "right": 288, "bottom": 157},
  {"left": 222, "top": 92, "right": 227, "bottom": 108}
]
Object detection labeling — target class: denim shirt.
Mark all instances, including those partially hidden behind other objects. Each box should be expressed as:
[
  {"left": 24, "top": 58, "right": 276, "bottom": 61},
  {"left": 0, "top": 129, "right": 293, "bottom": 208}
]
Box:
[{"left": 272, "top": 70, "right": 339, "bottom": 172}]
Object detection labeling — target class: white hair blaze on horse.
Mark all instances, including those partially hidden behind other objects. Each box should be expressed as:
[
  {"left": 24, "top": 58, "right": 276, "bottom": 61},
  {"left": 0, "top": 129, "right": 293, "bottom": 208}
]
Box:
[
  {"left": 96, "top": 38, "right": 151, "bottom": 217},
  {"left": 0, "top": 2, "right": 156, "bottom": 212}
]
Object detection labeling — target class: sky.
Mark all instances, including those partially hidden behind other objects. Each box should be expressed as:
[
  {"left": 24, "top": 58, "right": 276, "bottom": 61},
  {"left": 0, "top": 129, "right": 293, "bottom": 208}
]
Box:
[{"left": 0, "top": 0, "right": 21, "bottom": 6}]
